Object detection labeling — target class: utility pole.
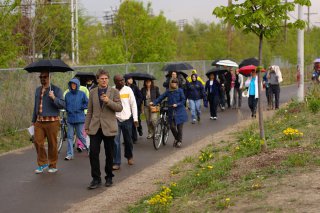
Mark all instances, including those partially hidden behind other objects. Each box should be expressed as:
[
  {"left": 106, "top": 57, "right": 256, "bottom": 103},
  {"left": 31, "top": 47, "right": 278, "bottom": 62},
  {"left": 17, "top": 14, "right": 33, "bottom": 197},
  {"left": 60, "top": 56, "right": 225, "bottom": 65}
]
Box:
[
  {"left": 177, "top": 19, "right": 187, "bottom": 31},
  {"left": 304, "top": 6, "right": 317, "bottom": 32},
  {"left": 227, "top": 0, "right": 232, "bottom": 57},
  {"left": 297, "top": 5, "right": 304, "bottom": 102},
  {"left": 71, "top": 0, "right": 79, "bottom": 65}
]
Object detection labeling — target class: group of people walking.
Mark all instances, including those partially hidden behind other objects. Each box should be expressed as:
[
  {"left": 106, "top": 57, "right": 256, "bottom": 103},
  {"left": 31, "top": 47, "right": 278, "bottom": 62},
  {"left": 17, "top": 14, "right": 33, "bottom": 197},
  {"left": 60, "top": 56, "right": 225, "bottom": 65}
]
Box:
[{"left": 31, "top": 65, "right": 283, "bottom": 189}]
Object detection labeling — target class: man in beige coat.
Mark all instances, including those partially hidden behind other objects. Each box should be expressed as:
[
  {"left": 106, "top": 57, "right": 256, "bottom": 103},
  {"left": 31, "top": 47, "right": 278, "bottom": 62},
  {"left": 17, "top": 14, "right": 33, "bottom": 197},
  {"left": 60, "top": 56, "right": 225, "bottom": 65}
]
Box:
[{"left": 85, "top": 69, "right": 123, "bottom": 189}]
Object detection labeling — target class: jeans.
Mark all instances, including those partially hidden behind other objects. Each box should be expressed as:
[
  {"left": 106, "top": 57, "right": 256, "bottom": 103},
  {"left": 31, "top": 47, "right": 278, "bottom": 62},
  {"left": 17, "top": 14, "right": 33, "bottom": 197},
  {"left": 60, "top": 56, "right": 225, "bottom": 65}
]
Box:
[
  {"left": 89, "top": 129, "right": 114, "bottom": 181},
  {"left": 113, "top": 119, "right": 133, "bottom": 165},
  {"left": 189, "top": 99, "right": 201, "bottom": 121},
  {"left": 67, "top": 122, "right": 86, "bottom": 157}
]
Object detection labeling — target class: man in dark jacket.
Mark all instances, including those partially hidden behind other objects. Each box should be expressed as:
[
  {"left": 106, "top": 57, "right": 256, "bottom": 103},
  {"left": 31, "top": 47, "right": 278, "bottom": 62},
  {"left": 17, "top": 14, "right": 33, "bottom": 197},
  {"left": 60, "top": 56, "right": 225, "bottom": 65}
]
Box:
[
  {"left": 32, "top": 71, "right": 65, "bottom": 174},
  {"left": 64, "top": 78, "right": 88, "bottom": 160},
  {"left": 186, "top": 73, "right": 207, "bottom": 124},
  {"left": 125, "top": 77, "right": 143, "bottom": 141}
]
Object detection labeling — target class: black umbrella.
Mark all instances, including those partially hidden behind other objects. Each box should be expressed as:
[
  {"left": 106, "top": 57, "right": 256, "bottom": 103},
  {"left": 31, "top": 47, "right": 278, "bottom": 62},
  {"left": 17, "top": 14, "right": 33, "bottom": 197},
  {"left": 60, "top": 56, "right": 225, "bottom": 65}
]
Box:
[
  {"left": 165, "top": 71, "right": 188, "bottom": 79},
  {"left": 74, "top": 71, "right": 97, "bottom": 86},
  {"left": 124, "top": 72, "right": 156, "bottom": 81},
  {"left": 162, "top": 62, "right": 193, "bottom": 72},
  {"left": 24, "top": 59, "right": 74, "bottom": 73},
  {"left": 205, "top": 67, "right": 229, "bottom": 78},
  {"left": 239, "top": 58, "right": 259, "bottom": 68},
  {"left": 24, "top": 59, "right": 73, "bottom": 91}
]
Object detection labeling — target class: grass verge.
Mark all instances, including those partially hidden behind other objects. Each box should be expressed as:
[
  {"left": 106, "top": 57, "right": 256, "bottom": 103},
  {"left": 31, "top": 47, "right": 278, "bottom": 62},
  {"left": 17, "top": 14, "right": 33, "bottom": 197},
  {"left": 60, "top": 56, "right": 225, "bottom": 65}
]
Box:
[{"left": 127, "top": 85, "right": 320, "bottom": 213}]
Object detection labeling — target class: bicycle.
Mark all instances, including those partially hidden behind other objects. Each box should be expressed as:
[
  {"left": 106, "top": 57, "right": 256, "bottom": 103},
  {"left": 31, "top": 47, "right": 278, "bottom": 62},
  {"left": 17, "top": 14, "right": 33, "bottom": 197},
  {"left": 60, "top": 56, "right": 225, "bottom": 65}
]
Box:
[
  {"left": 152, "top": 101, "right": 173, "bottom": 150},
  {"left": 57, "top": 109, "right": 68, "bottom": 153}
]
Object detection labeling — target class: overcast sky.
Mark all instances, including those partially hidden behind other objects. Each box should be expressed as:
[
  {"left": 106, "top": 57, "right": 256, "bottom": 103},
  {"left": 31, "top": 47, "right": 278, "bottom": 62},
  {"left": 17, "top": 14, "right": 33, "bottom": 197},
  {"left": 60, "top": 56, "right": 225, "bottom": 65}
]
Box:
[{"left": 79, "top": 0, "right": 320, "bottom": 26}]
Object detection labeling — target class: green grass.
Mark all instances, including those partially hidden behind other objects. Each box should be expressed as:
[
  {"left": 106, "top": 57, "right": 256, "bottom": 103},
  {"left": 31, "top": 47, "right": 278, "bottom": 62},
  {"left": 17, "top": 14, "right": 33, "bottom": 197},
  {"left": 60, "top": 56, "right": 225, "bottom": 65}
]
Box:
[
  {"left": 128, "top": 86, "right": 320, "bottom": 213},
  {"left": 0, "top": 130, "right": 31, "bottom": 154}
]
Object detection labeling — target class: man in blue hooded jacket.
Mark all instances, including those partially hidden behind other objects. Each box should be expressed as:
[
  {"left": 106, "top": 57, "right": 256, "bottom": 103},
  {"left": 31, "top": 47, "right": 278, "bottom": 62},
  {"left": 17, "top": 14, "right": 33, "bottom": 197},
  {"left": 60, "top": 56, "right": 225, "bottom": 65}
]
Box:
[{"left": 64, "top": 78, "right": 88, "bottom": 160}]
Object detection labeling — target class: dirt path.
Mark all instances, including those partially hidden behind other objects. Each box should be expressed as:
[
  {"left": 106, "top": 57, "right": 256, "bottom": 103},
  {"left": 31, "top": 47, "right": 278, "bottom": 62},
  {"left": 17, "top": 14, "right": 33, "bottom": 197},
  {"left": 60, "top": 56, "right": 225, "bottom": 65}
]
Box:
[{"left": 65, "top": 111, "right": 275, "bottom": 213}]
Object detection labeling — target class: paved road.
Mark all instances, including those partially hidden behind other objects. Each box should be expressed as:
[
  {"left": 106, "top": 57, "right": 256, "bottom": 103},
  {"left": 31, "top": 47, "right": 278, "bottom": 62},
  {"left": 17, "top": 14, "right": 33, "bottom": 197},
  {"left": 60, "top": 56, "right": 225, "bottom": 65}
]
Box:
[{"left": 0, "top": 85, "right": 299, "bottom": 213}]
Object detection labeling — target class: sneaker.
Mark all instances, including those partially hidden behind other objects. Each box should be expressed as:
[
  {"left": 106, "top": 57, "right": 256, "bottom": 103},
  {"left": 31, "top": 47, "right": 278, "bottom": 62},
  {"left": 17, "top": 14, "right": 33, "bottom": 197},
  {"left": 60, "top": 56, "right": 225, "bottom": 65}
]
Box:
[
  {"left": 147, "top": 134, "right": 153, "bottom": 139},
  {"left": 197, "top": 116, "right": 200, "bottom": 122},
  {"left": 213, "top": 117, "right": 217, "bottom": 120},
  {"left": 48, "top": 168, "right": 58, "bottom": 173},
  {"left": 191, "top": 119, "right": 196, "bottom": 124},
  {"left": 112, "top": 165, "right": 120, "bottom": 170},
  {"left": 88, "top": 179, "right": 101, "bottom": 190},
  {"left": 77, "top": 147, "right": 83, "bottom": 153},
  {"left": 210, "top": 117, "right": 214, "bottom": 120},
  {"left": 175, "top": 141, "right": 182, "bottom": 148},
  {"left": 221, "top": 107, "right": 225, "bottom": 111},
  {"left": 173, "top": 140, "right": 178, "bottom": 147},
  {"left": 35, "top": 164, "right": 49, "bottom": 174},
  {"left": 64, "top": 156, "right": 73, "bottom": 161}
]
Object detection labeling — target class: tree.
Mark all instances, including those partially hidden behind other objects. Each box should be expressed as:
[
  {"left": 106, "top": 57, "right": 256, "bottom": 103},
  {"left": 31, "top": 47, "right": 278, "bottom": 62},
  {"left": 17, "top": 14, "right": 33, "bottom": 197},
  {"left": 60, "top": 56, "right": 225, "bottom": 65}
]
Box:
[
  {"left": 113, "top": 0, "right": 177, "bottom": 63},
  {"left": 213, "top": 0, "right": 311, "bottom": 150},
  {"left": 0, "top": 0, "right": 24, "bottom": 67}
]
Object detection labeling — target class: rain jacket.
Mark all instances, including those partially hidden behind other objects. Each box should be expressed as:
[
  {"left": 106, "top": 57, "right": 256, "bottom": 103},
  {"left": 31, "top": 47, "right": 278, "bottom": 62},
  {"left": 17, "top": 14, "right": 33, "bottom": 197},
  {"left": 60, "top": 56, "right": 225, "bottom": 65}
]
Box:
[
  {"left": 186, "top": 69, "right": 205, "bottom": 85},
  {"left": 65, "top": 78, "right": 88, "bottom": 124},
  {"left": 153, "top": 88, "right": 188, "bottom": 125},
  {"left": 186, "top": 76, "right": 206, "bottom": 101}
]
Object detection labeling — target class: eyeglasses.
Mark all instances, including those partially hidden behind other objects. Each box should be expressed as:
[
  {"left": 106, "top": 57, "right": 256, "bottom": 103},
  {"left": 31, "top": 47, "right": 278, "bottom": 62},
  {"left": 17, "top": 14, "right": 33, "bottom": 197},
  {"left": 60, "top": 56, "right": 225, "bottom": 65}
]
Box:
[{"left": 39, "top": 76, "right": 48, "bottom": 79}]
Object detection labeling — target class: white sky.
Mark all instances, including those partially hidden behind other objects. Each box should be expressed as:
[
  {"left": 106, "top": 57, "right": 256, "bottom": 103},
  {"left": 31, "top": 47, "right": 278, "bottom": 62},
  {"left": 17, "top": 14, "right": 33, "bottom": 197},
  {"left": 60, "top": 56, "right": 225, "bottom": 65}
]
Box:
[{"left": 79, "top": 0, "right": 320, "bottom": 26}]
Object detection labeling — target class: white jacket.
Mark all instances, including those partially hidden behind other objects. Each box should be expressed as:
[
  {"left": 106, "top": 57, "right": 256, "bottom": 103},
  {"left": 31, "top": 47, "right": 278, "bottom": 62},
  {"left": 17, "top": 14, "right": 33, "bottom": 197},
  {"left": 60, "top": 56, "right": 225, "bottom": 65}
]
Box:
[
  {"left": 245, "top": 77, "right": 260, "bottom": 99},
  {"left": 114, "top": 85, "right": 138, "bottom": 122}
]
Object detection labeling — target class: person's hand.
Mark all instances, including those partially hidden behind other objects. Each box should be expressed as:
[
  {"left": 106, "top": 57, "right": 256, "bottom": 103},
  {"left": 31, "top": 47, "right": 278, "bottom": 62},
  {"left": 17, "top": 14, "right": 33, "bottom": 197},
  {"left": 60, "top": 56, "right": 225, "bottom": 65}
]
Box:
[
  {"left": 173, "top": 104, "right": 177, "bottom": 108},
  {"left": 149, "top": 102, "right": 154, "bottom": 106},
  {"left": 204, "top": 100, "right": 208, "bottom": 108},
  {"left": 49, "top": 91, "right": 55, "bottom": 100},
  {"left": 134, "top": 121, "right": 139, "bottom": 127},
  {"left": 100, "top": 94, "right": 109, "bottom": 103},
  {"left": 85, "top": 129, "right": 89, "bottom": 134}
]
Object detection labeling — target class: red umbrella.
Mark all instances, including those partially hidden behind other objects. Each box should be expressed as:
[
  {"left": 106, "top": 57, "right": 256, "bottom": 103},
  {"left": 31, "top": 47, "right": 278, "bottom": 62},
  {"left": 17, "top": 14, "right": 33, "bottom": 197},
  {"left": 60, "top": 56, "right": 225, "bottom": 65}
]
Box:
[
  {"left": 239, "top": 65, "right": 265, "bottom": 77},
  {"left": 239, "top": 65, "right": 256, "bottom": 77}
]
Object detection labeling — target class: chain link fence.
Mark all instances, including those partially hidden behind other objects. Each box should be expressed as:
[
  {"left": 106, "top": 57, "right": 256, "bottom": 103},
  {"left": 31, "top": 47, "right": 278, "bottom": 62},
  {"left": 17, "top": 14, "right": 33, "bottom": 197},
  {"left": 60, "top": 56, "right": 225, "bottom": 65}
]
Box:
[{"left": 0, "top": 59, "right": 312, "bottom": 134}]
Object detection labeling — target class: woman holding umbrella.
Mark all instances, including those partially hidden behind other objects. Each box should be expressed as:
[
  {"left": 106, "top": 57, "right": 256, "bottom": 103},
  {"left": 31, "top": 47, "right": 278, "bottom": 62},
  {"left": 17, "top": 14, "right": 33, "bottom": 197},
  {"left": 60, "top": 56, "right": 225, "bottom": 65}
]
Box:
[
  {"left": 245, "top": 70, "right": 260, "bottom": 118},
  {"left": 205, "top": 73, "right": 222, "bottom": 120}
]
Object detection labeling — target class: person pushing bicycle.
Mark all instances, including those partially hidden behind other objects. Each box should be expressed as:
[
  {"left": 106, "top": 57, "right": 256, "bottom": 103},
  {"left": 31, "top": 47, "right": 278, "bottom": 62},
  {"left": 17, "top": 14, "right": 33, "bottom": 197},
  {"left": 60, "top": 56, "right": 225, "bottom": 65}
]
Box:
[{"left": 150, "top": 78, "right": 188, "bottom": 148}]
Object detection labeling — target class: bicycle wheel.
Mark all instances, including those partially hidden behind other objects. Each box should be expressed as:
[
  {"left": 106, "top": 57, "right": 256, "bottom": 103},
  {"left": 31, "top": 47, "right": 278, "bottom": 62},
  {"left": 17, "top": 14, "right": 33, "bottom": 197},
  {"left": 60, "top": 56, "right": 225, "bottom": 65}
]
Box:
[
  {"left": 153, "top": 119, "right": 163, "bottom": 150},
  {"left": 162, "top": 122, "right": 169, "bottom": 146},
  {"left": 57, "top": 126, "right": 65, "bottom": 153}
]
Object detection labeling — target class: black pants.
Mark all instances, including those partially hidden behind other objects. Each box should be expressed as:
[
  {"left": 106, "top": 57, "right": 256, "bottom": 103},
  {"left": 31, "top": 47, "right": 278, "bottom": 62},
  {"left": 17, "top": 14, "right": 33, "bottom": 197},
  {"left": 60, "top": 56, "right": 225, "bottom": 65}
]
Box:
[
  {"left": 219, "top": 88, "right": 225, "bottom": 107},
  {"left": 131, "top": 111, "right": 142, "bottom": 142},
  {"left": 225, "top": 87, "right": 231, "bottom": 108},
  {"left": 248, "top": 95, "right": 258, "bottom": 115},
  {"left": 208, "top": 94, "right": 219, "bottom": 117},
  {"left": 269, "top": 84, "right": 280, "bottom": 109},
  {"left": 170, "top": 121, "right": 183, "bottom": 142},
  {"left": 89, "top": 128, "right": 115, "bottom": 181}
]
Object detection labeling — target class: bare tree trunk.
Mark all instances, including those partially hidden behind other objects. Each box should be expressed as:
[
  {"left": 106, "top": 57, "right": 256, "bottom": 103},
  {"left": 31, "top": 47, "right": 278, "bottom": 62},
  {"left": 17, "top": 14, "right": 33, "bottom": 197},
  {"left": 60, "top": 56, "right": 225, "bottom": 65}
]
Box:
[{"left": 258, "top": 33, "right": 267, "bottom": 151}]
